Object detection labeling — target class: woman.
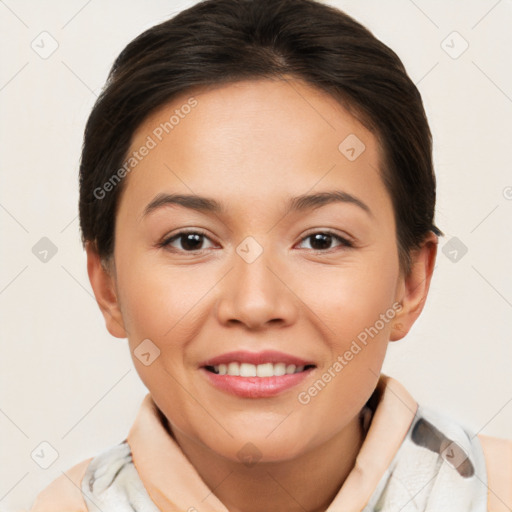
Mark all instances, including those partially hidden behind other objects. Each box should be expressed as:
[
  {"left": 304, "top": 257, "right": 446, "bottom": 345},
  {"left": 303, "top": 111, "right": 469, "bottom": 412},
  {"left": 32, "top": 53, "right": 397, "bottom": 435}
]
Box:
[{"left": 29, "top": 0, "right": 511, "bottom": 510}]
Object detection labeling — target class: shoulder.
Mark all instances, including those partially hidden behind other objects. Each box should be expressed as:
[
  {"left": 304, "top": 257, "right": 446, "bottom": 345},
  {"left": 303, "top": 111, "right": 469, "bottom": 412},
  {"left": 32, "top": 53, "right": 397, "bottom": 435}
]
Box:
[
  {"left": 478, "top": 434, "right": 512, "bottom": 512},
  {"left": 29, "top": 440, "right": 158, "bottom": 511},
  {"left": 29, "top": 440, "right": 149, "bottom": 512},
  {"left": 28, "top": 457, "right": 93, "bottom": 512},
  {"left": 392, "top": 403, "right": 511, "bottom": 511}
]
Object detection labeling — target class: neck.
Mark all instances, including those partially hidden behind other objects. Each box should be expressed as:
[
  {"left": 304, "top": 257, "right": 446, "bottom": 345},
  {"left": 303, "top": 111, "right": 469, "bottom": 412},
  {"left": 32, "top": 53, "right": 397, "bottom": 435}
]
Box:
[{"left": 170, "top": 412, "right": 367, "bottom": 512}]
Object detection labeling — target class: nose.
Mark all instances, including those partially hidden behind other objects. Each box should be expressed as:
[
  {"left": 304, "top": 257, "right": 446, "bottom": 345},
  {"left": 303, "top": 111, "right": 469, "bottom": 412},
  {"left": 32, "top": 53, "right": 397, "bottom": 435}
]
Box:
[{"left": 215, "top": 245, "right": 299, "bottom": 330}]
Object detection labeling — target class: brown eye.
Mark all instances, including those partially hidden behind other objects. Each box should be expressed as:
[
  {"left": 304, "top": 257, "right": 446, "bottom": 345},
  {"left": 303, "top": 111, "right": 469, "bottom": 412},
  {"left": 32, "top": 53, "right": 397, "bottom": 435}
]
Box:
[
  {"left": 160, "top": 231, "right": 215, "bottom": 252},
  {"left": 297, "top": 231, "right": 353, "bottom": 251}
]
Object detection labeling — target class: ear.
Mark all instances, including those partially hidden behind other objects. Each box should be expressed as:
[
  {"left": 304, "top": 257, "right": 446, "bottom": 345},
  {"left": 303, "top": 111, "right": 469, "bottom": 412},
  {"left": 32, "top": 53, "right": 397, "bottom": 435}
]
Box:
[
  {"left": 85, "top": 241, "right": 128, "bottom": 339},
  {"left": 390, "top": 231, "right": 438, "bottom": 341}
]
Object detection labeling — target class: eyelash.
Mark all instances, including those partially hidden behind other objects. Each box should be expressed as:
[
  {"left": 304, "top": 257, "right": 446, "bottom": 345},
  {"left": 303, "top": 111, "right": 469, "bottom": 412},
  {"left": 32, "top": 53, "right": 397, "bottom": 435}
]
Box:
[{"left": 157, "top": 229, "right": 354, "bottom": 254}]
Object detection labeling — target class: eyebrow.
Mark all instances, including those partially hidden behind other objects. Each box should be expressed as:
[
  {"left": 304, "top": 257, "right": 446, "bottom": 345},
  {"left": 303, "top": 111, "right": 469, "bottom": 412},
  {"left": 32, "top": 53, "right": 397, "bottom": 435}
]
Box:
[{"left": 141, "top": 190, "right": 373, "bottom": 220}]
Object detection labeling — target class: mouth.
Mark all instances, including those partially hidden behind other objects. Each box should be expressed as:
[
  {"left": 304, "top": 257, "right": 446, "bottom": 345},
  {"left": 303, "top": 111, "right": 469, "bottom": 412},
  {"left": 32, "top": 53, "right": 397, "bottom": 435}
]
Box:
[{"left": 199, "top": 350, "right": 316, "bottom": 398}]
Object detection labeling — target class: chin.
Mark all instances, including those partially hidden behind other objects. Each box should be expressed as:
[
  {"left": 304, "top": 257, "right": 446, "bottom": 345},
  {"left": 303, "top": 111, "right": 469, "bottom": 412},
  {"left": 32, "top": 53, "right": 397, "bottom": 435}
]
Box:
[{"left": 205, "top": 428, "right": 313, "bottom": 465}]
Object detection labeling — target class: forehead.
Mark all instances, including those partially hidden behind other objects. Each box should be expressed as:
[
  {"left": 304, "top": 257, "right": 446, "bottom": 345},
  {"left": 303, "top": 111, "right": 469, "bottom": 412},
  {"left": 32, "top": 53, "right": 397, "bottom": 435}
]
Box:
[{"left": 118, "top": 78, "right": 391, "bottom": 224}]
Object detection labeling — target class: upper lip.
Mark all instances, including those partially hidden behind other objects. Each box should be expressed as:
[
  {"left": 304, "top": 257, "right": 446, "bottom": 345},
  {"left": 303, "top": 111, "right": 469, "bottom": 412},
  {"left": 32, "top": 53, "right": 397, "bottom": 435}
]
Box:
[{"left": 200, "top": 350, "right": 315, "bottom": 368}]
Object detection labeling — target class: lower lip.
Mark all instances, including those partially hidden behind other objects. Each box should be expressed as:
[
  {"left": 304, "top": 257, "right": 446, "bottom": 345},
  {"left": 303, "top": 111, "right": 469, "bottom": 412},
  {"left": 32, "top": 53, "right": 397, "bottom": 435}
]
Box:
[{"left": 200, "top": 368, "right": 314, "bottom": 398}]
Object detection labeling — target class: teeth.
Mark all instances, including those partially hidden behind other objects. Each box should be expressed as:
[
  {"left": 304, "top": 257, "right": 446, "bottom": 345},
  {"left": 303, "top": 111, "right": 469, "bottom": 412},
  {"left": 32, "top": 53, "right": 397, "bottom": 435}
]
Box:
[
  {"left": 286, "top": 364, "right": 296, "bottom": 374},
  {"left": 256, "top": 362, "right": 274, "bottom": 377},
  {"left": 211, "top": 362, "right": 309, "bottom": 377},
  {"left": 227, "top": 362, "right": 239, "bottom": 376},
  {"left": 240, "top": 363, "right": 256, "bottom": 377},
  {"left": 274, "top": 363, "right": 286, "bottom": 376}
]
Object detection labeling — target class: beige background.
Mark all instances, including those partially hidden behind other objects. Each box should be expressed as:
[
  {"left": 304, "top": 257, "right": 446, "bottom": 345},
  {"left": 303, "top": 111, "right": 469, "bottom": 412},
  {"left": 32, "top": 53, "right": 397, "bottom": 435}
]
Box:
[{"left": 1, "top": 0, "right": 511, "bottom": 510}]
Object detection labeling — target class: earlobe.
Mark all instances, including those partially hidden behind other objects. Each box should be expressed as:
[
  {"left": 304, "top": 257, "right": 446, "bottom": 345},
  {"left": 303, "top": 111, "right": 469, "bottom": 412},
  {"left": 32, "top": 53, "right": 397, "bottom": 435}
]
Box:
[
  {"left": 85, "top": 241, "right": 128, "bottom": 339},
  {"left": 390, "top": 232, "right": 438, "bottom": 342}
]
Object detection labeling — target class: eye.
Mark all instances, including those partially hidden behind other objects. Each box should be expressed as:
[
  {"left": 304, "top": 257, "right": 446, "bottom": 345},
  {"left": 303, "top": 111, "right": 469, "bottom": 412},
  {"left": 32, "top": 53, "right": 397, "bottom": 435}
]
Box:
[
  {"left": 296, "top": 231, "right": 353, "bottom": 252},
  {"left": 159, "top": 230, "right": 216, "bottom": 253}
]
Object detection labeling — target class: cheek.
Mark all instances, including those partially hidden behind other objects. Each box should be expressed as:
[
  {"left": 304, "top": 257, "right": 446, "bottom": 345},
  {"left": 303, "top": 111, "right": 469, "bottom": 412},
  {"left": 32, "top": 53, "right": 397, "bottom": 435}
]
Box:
[
  {"left": 320, "top": 248, "right": 399, "bottom": 390},
  {"left": 117, "top": 253, "right": 210, "bottom": 339},
  {"left": 314, "top": 258, "right": 399, "bottom": 343}
]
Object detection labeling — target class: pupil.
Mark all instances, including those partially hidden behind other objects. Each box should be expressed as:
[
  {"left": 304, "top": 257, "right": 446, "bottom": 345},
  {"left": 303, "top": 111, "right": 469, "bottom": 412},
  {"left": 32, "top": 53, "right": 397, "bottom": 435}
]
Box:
[
  {"left": 311, "top": 233, "right": 331, "bottom": 250},
  {"left": 182, "top": 233, "right": 202, "bottom": 251}
]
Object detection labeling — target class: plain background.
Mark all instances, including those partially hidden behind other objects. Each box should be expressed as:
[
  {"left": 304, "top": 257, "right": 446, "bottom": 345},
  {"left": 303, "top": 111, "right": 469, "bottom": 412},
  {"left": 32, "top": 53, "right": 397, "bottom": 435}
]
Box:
[{"left": 1, "top": 0, "right": 511, "bottom": 510}]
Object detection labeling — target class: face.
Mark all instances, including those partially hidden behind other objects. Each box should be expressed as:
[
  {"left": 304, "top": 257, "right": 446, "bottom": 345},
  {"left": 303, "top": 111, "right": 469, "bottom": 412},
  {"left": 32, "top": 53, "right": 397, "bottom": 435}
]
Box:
[{"left": 89, "top": 78, "right": 431, "bottom": 463}]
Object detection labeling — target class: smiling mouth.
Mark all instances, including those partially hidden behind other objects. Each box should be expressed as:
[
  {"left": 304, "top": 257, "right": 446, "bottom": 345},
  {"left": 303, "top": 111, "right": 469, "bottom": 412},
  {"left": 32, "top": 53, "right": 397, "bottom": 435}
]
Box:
[{"left": 204, "top": 362, "right": 316, "bottom": 377}]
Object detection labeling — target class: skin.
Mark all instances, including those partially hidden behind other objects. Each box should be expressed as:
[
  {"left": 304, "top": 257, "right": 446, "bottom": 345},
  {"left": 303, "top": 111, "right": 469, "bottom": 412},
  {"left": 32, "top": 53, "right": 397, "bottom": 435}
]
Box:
[{"left": 86, "top": 77, "right": 437, "bottom": 512}]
